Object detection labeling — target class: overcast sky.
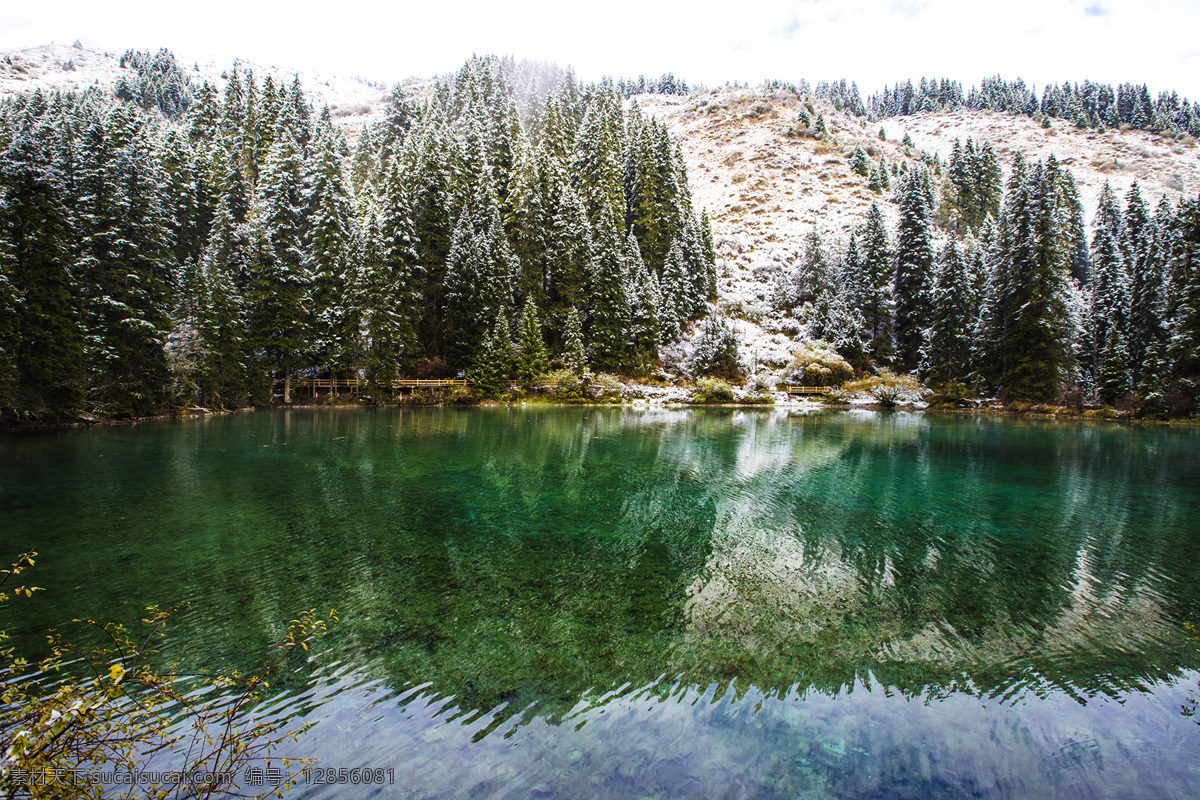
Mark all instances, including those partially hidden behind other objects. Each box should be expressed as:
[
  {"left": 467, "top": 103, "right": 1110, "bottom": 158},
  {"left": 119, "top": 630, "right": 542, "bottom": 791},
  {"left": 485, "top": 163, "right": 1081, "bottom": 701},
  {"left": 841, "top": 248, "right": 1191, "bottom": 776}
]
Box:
[{"left": 3, "top": 0, "right": 1199, "bottom": 99}]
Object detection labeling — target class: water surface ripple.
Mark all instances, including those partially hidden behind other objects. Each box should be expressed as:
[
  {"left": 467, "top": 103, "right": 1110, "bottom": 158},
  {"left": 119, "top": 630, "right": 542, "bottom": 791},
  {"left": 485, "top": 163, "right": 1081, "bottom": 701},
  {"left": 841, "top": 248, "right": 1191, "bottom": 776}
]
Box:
[{"left": 2, "top": 407, "right": 1200, "bottom": 798}]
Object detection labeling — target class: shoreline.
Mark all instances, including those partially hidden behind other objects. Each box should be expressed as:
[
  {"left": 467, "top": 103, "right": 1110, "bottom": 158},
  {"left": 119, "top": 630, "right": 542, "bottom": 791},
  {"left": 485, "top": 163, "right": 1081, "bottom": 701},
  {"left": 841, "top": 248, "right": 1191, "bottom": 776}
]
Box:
[{"left": 3, "top": 398, "right": 1195, "bottom": 433}]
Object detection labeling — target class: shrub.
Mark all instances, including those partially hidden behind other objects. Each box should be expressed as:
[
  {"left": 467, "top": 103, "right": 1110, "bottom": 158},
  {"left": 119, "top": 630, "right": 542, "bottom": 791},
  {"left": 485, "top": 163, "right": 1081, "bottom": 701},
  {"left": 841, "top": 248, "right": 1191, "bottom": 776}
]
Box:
[
  {"left": 828, "top": 369, "right": 926, "bottom": 406},
  {"left": 444, "top": 385, "right": 476, "bottom": 405},
  {"left": 541, "top": 369, "right": 585, "bottom": 401},
  {"left": 589, "top": 373, "right": 625, "bottom": 402},
  {"left": 691, "top": 377, "right": 735, "bottom": 404},
  {"left": 785, "top": 340, "right": 853, "bottom": 387},
  {"left": 0, "top": 552, "right": 334, "bottom": 800}
]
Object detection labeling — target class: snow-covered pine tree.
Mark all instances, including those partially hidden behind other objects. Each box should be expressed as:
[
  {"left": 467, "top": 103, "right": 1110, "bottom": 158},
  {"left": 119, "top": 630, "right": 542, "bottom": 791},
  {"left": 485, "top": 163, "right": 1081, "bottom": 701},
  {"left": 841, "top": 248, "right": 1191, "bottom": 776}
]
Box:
[
  {"left": 855, "top": 203, "right": 895, "bottom": 363},
  {"left": 468, "top": 313, "right": 514, "bottom": 397},
  {"left": 850, "top": 145, "right": 870, "bottom": 177},
  {"left": 585, "top": 203, "right": 631, "bottom": 371},
  {"left": 561, "top": 306, "right": 587, "bottom": 375},
  {"left": 0, "top": 128, "right": 85, "bottom": 418},
  {"left": 1097, "top": 325, "right": 1131, "bottom": 403},
  {"left": 1166, "top": 195, "right": 1200, "bottom": 393},
  {"left": 443, "top": 180, "right": 518, "bottom": 372},
  {"left": 893, "top": 169, "right": 935, "bottom": 369},
  {"left": 688, "top": 314, "right": 739, "bottom": 380},
  {"left": 75, "top": 104, "right": 174, "bottom": 415},
  {"left": 515, "top": 297, "right": 550, "bottom": 387},
  {"left": 921, "top": 240, "right": 977, "bottom": 386},
  {"left": 624, "top": 231, "right": 661, "bottom": 372},
  {"left": 990, "top": 155, "right": 1081, "bottom": 401},
  {"left": 303, "top": 130, "right": 360, "bottom": 380}
]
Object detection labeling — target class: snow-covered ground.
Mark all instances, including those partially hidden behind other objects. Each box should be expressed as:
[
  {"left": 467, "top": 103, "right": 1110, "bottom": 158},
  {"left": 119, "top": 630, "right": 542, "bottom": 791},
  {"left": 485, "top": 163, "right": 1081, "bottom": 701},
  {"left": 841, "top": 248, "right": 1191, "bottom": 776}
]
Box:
[
  {"left": 0, "top": 43, "right": 390, "bottom": 133},
  {"left": 637, "top": 86, "right": 1200, "bottom": 384}
]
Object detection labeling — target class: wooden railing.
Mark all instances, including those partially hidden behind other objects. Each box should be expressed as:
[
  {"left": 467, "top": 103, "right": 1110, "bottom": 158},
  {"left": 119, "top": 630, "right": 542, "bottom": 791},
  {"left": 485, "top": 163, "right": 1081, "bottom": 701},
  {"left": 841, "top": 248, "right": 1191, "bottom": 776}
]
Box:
[
  {"left": 281, "top": 378, "right": 469, "bottom": 390},
  {"left": 786, "top": 385, "right": 831, "bottom": 395}
]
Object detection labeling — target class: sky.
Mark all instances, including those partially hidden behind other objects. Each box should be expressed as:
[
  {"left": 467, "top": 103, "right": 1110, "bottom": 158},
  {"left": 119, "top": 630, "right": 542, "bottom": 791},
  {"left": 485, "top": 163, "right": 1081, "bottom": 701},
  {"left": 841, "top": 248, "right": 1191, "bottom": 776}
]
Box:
[{"left": 2, "top": 0, "right": 1199, "bottom": 99}]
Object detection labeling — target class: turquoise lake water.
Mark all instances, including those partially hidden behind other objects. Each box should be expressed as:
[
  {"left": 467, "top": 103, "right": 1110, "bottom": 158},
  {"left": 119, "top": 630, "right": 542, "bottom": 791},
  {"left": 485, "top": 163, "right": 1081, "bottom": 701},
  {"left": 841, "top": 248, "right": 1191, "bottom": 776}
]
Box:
[{"left": 2, "top": 407, "right": 1199, "bottom": 798}]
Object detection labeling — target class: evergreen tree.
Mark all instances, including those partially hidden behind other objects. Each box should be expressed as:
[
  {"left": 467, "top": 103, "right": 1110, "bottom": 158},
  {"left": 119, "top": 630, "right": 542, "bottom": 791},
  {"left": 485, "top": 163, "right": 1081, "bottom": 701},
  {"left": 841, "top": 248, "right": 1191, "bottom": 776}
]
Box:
[
  {"left": 0, "top": 132, "right": 85, "bottom": 417},
  {"left": 893, "top": 170, "right": 935, "bottom": 369},
  {"left": 303, "top": 131, "right": 359, "bottom": 379},
  {"left": 856, "top": 203, "right": 895, "bottom": 363},
  {"left": 75, "top": 106, "right": 174, "bottom": 415},
  {"left": 585, "top": 204, "right": 630, "bottom": 371},
  {"left": 515, "top": 297, "right": 550, "bottom": 387},
  {"left": 468, "top": 313, "right": 514, "bottom": 397},
  {"left": 988, "top": 155, "right": 1081, "bottom": 400},
  {"left": 921, "top": 240, "right": 976, "bottom": 385},
  {"left": 363, "top": 164, "right": 419, "bottom": 390},
  {"left": 442, "top": 181, "right": 517, "bottom": 371},
  {"left": 688, "top": 314, "right": 739, "bottom": 380},
  {"left": 849, "top": 145, "right": 870, "bottom": 177},
  {"left": 1097, "top": 325, "right": 1130, "bottom": 403},
  {"left": 1166, "top": 195, "right": 1200, "bottom": 389},
  {"left": 561, "top": 306, "right": 587, "bottom": 374},
  {"left": 779, "top": 228, "right": 832, "bottom": 310},
  {"left": 624, "top": 231, "right": 661, "bottom": 371}
]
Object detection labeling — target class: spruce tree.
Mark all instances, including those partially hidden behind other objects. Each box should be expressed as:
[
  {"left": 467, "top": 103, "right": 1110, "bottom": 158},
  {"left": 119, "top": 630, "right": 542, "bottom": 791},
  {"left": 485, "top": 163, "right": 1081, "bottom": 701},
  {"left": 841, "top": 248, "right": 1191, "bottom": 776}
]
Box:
[
  {"left": 856, "top": 203, "right": 894, "bottom": 363},
  {"left": 893, "top": 170, "right": 935, "bottom": 369},
  {"left": 561, "top": 306, "right": 587, "bottom": 375},
  {"left": 992, "top": 156, "right": 1080, "bottom": 401},
  {"left": 850, "top": 145, "right": 870, "bottom": 177},
  {"left": 304, "top": 131, "right": 359, "bottom": 379},
  {"left": 1097, "top": 325, "right": 1131, "bottom": 403},
  {"left": 0, "top": 133, "right": 85, "bottom": 417},
  {"left": 515, "top": 297, "right": 550, "bottom": 387},
  {"left": 921, "top": 240, "right": 976, "bottom": 386},
  {"left": 469, "top": 314, "right": 514, "bottom": 397},
  {"left": 624, "top": 231, "right": 661, "bottom": 371},
  {"left": 585, "top": 204, "right": 630, "bottom": 371},
  {"left": 1166, "top": 195, "right": 1200, "bottom": 389}
]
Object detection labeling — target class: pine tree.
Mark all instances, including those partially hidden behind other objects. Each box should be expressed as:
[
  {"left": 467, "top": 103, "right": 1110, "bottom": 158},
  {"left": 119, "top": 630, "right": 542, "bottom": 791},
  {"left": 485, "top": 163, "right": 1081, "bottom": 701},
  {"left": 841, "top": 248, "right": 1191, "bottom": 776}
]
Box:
[
  {"left": 0, "top": 131, "right": 86, "bottom": 417},
  {"left": 780, "top": 228, "right": 832, "bottom": 310},
  {"left": 624, "top": 231, "right": 661, "bottom": 371},
  {"left": 469, "top": 313, "right": 514, "bottom": 397},
  {"left": 688, "top": 314, "right": 739, "bottom": 380},
  {"left": 585, "top": 203, "right": 630, "bottom": 371},
  {"left": 1088, "top": 226, "right": 1128, "bottom": 383},
  {"left": 921, "top": 240, "right": 976, "bottom": 385},
  {"left": 1097, "top": 325, "right": 1130, "bottom": 403},
  {"left": 442, "top": 181, "right": 517, "bottom": 371},
  {"left": 515, "top": 297, "right": 550, "bottom": 387},
  {"left": 855, "top": 203, "right": 894, "bottom": 363},
  {"left": 849, "top": 145, "right": 870, "bottom": 177},
  {"left": 75, "top": 105, "right": 174, "bottom": 415},
  {"left": 1166, "top": 195, "right": 1200, "bottom": 389},
  {"left": 991, "top": 156, "right": 1081, "bottom": 401},
  {"left": 303, "top": 131, "right": 359, "bottom": 379},
  {"left": 248, "top": 130, "right": 309, "bottom": 403},
  {"left": 561, "top": 306, "right": 587, "bottom": 374},
  {"left": 363, "top": 164, "right": 419, "bottom": 391},
  {"left": 893, "top": 170, "right": 935, "bottom": 369}
]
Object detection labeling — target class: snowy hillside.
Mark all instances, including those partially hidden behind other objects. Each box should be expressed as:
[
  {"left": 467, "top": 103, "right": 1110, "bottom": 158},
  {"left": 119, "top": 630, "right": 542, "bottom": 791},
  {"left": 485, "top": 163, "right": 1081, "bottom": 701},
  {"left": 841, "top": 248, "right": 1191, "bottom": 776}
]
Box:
[
  {"left": 636, "top": 87, "right": 1200, "bottom": 380},
  {"left": 4, "top": 43, "right": 1197, "bottom": 393},
  {"left": 0, "top": 43, "right": 390, "bottom": 131}
]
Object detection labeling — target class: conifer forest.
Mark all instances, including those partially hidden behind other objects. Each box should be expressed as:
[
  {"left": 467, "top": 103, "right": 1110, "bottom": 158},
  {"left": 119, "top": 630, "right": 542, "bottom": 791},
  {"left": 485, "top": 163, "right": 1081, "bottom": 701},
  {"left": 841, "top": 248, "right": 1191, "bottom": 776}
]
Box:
[{"left": 0, "top": 50, "right": 1198, "bottom": 421}]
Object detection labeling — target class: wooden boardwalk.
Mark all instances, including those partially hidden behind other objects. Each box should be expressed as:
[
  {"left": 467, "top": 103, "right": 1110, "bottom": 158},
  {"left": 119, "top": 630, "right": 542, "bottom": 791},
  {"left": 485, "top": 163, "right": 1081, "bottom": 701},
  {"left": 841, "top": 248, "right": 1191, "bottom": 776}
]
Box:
[{"left": 785, "top": 385, "right": 831, "bottom": 396}]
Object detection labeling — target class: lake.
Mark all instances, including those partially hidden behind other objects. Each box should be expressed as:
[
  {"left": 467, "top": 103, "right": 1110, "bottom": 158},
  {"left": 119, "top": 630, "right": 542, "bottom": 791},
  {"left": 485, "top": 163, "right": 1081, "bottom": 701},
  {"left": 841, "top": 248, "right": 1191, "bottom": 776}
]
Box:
[{"left": 3, "top": 407, "right": 1200, "bottom": 798}]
